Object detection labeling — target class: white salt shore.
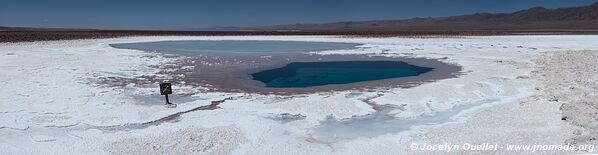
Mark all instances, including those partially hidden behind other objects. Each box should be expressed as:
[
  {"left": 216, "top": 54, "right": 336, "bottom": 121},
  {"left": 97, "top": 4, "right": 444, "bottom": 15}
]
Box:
[{"left": 1, "top": 35, "right": 598, "bottom": 154}]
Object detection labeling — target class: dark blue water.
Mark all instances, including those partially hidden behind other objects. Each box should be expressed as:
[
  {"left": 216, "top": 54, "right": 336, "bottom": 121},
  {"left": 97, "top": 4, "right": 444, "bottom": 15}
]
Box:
[
  {"left": 111, "top": 40, "right": 360, "bottom": 53},
  {"left": 251, "top": 61, "right": 433, "bottom": 88}
]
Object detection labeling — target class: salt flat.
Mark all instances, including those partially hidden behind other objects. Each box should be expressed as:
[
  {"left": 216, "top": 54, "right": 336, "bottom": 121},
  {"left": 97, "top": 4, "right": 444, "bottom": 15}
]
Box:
[{"left": 1, "top": 35, "right": 597, "bottom": 154}]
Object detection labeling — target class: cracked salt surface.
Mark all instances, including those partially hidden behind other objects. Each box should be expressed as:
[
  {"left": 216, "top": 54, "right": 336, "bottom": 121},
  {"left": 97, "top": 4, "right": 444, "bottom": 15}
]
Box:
[
  {"left": 3, "top": 35, "right": 598, "bottom": 154},
  {"left": 313, "top": 97, "right": 500, "bottom": 140}
]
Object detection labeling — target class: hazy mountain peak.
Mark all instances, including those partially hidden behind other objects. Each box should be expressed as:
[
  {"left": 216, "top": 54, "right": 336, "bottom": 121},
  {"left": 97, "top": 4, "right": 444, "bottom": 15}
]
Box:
[{"left": 252, "top": 2, "right": 598, "bottom": 31}]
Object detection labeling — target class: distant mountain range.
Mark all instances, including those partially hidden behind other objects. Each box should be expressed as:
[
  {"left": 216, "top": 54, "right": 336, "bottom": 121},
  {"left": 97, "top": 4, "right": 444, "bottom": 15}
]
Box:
[
  {"left": 0, "top": 26, "right": 74, "bottom": 31},
  {"left": 246, "top": 2, "right": 598, "bottom": 31},
  {"left": 0, "top": 26, "right": 14, "bottom": 31},
  {"left": 2, "top": 2, "right": 598, "bottom": 32},
  {"left": 0, "top": 26, "right": 87, "bottom": 31}
]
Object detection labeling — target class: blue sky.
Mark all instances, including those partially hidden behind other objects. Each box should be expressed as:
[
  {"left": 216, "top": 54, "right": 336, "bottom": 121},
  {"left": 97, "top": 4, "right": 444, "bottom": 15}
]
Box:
[{"left": 0, "top": 0, "right": 596, "bottom": 29}]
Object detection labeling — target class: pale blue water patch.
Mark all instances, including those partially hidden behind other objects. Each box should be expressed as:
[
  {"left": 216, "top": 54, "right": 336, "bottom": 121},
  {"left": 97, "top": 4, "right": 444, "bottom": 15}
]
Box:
[
  {"left": 110, "top": 40, "right": 361, "bottom": 53},
  {"left": 313, "top": 98, "right": 501, "bottom": 140}
]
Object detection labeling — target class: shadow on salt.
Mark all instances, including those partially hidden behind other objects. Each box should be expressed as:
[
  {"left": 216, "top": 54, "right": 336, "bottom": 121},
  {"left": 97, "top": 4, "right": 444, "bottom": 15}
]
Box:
[{"left": 312, "top": 98, "right": 501, "bottom": 141}]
